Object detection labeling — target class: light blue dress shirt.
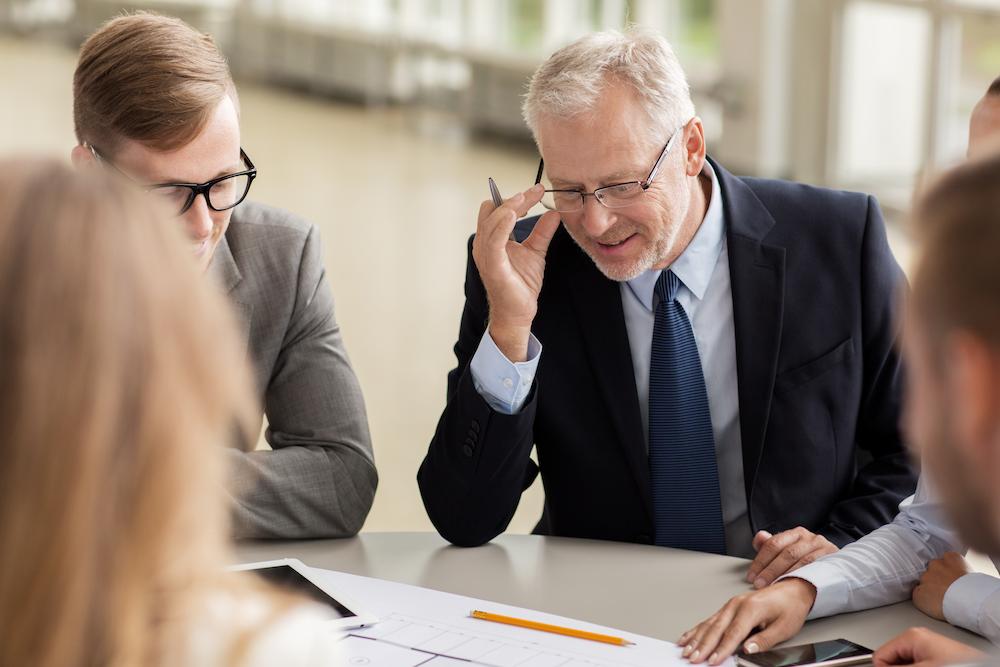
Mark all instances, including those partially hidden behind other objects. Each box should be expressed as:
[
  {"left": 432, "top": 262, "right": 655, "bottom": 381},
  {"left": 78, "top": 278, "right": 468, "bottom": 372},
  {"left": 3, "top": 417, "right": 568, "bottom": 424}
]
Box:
[
  {"left": 786, "top": 472, "right": 1000, "bottom": 644},
  {"left": 469, "top": 162, "right": 754, "bottom": 557}
]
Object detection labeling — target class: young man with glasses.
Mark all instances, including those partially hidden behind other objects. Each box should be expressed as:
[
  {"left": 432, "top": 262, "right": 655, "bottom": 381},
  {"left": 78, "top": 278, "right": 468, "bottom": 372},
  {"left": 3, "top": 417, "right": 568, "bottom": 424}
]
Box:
[
  {"left": 71, "top": 12, "right": 376, "bottom": 539},
  {"left": 420, "top": 28, "right": 916, "bottom": 584}
]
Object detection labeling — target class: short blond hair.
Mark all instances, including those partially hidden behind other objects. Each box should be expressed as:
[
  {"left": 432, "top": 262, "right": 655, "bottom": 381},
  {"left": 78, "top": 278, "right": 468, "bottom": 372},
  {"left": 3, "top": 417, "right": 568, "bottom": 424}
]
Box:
[
  {"left": 73, "top": 12, "right": 237, "bottom": 154},
  {"left": 522, "top": 26, "right": 695, "bottom": 144}
]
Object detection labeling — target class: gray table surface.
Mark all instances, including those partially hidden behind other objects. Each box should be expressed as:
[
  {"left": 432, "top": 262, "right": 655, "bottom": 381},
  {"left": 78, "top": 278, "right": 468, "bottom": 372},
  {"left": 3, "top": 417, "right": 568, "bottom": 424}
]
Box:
[{"left": 234, "top": 532, "right": 993, "bottom": 655}]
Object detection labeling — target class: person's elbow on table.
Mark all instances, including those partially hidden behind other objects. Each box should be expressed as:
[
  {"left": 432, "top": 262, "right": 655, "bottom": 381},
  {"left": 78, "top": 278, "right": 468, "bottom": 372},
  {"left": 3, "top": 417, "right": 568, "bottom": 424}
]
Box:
[
  {"left": 678, "top": 578, "right": 817, "bottom": 665},
  {"left": 745, "top": 527, "right": 839, "bottom": 588}
]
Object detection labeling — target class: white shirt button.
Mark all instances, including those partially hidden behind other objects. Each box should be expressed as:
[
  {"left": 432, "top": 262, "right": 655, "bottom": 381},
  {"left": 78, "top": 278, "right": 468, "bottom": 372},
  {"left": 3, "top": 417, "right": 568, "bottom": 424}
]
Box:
[{"left": 502, "top": 377, "right": 514, "bottom": 389}]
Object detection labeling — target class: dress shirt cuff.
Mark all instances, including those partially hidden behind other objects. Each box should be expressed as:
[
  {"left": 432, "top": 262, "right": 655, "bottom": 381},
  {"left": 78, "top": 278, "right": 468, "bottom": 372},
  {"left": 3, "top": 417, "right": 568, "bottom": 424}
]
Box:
[
  {"left": 943, "top": 572, "right": 1000, "bottom": 636},
  {"left": 469, "top": 330, "right": 541, "bottom": 415},
  {"left": 777, "top": 561, "right": 850, "bottom": 620}
]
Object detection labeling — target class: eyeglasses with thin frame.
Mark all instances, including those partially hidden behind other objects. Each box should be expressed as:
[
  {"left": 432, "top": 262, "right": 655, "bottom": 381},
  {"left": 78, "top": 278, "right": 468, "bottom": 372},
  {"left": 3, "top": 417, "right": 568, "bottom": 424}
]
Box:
[
  {"left": 86, "top": 144, "right": 257, "bottom": 216},
  {"left": 534, "top": 123, "right": 687, "bottom": 213}
]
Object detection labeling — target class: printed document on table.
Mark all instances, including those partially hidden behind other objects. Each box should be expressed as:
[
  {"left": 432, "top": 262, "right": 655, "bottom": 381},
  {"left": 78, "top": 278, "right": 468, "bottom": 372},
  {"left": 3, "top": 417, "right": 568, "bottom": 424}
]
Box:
[{"left": 310, "top": 566, "right": 734, "bottom": 667}]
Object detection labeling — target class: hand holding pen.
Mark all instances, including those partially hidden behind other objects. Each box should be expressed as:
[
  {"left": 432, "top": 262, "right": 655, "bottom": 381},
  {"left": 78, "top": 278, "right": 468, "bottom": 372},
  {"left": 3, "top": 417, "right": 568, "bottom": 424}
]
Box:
[
  {"left": 489, "top": 177, "right": 517, "bottom": 242},
  {"left": 473, "top": 178, "right": 561, "bottom": 363}
]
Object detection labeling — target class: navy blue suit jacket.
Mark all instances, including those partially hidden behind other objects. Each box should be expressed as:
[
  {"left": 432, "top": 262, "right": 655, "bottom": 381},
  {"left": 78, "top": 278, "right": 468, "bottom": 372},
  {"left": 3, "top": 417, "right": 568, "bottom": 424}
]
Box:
[{"left": 419, "top": 158, "right": 917, "bottom": 549}]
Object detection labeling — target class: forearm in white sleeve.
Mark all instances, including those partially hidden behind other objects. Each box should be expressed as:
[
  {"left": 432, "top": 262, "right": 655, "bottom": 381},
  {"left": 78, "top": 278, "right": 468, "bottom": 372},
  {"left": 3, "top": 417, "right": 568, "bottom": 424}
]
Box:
[
  {"left": 781, "top": 474, "right": 963, "bottom": 619},
  {"left": 943, "top": 572, "right": 1000, "bottom": 645}
]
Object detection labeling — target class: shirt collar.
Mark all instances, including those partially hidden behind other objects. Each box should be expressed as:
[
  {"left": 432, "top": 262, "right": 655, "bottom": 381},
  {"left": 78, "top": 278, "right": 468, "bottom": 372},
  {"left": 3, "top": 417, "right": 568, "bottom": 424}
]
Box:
[{"left": 625, "top": 159, "right": 725, "bottom": 311}]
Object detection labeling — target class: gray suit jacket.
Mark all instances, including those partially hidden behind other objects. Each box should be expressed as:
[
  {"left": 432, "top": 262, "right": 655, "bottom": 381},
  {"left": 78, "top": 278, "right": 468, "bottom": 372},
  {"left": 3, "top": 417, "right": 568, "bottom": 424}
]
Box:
[{"left": 209, "top": 201, "right": 377, "bottom": 539}]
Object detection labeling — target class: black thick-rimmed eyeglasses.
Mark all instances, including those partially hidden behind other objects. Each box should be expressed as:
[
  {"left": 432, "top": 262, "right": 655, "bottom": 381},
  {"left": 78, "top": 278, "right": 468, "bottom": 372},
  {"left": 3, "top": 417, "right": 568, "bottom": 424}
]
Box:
[
  {"left": 534, "top": 123, "right": 686, "bottom": 213},
  {"left": 86, "top": 144, "right": 257, "bottom": 216}
]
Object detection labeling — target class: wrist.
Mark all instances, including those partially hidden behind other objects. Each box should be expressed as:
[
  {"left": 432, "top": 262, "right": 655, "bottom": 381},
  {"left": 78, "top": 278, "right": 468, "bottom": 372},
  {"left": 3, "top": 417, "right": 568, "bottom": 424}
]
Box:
[
  {"left": 488, "top": 320, "right": 532, "bottom": 362},
  {"left": 779, "top": 577, "right": 818, "bottom": 609}
]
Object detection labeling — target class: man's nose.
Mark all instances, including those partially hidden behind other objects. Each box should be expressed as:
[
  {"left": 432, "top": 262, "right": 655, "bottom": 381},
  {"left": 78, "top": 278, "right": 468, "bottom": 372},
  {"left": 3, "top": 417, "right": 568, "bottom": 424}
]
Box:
[
  {"left": 182, "top": 194, "right": 214, "bottom": 241},
  {"left": 580, "top": 194, "right": 616, "bottom": 237}
]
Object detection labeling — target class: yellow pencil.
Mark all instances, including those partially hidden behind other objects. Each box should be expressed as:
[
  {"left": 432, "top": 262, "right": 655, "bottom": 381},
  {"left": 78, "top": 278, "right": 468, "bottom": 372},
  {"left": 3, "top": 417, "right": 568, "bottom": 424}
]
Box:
[{"left": 469, "top": 610, "right": 635, "bottom": 647}]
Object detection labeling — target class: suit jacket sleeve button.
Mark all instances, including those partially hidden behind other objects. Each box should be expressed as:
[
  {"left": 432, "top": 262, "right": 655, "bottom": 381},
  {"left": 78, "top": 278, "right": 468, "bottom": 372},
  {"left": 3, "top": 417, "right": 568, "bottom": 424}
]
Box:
[{"left": 463, "top": 444, "right": 474, "bottom": 457}]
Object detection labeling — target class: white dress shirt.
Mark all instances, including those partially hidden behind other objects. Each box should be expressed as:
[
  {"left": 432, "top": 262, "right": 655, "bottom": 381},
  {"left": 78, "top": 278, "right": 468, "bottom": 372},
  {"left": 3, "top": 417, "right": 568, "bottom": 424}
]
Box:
[
  {"left": 469, "top": 162, "right": 754, "bottom": 557},
  {"left": 788, "top": 473, "right": 1000, "bottom": 644}
]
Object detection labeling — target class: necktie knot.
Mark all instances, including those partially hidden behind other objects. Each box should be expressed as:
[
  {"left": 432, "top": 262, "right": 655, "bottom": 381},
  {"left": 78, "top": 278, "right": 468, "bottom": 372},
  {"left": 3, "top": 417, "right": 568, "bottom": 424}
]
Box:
[{"left": 654, "top": 270, "right": 681, "bottom": 305}]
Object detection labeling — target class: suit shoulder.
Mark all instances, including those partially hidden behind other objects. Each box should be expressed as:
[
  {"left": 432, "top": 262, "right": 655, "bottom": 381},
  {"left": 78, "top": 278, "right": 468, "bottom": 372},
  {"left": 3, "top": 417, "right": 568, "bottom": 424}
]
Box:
[
  {"left": 737, "top": 177, "right": 879, "bottom": 253},
  {"left": 741, "top": 177, "right": 874, "bottom": 229},
  {"left": 228, "top": 200, "right": 316, "bottom": 243},
  {"left": 227, "top": 201, "right": 322, "bottom": 259},
  {"left": 225, "top": 201, "right": 325, "bottom": 281}
]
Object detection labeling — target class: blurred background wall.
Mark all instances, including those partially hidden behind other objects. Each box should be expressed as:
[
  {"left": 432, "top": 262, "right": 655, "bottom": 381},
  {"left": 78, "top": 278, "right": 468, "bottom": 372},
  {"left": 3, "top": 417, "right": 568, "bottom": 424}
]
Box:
[{"left": 1, "top": 0, "right": 998, "bottom": 534}]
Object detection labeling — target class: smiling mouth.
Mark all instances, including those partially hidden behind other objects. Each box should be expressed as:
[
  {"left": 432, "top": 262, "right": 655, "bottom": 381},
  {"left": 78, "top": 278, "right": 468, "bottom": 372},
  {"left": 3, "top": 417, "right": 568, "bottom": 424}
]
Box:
[{"left": 598, "top": 234, "right": 636, "bottom": 248}]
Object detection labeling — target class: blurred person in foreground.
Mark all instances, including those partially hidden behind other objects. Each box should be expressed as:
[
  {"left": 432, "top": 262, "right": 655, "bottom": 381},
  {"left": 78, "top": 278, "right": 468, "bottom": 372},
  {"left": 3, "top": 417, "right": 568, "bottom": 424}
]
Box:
[
  {"left": 71, "top": 12, "right": 376, "bottom": 539},
  {"left": 420, "top": 27, "right": 915, "bottom": 574},
  {"left": 680, "top": 78, "right": 1000, "bottom": 667},
  {"left": 0, "top": 159, "right": 341, "bottom": 666}
]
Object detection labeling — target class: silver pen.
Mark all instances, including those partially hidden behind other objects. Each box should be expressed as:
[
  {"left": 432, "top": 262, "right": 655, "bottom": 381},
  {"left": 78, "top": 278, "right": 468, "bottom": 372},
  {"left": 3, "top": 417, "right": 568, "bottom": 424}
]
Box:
[{"left": 488, "top": 177, "right": 517, "bottom": 242}]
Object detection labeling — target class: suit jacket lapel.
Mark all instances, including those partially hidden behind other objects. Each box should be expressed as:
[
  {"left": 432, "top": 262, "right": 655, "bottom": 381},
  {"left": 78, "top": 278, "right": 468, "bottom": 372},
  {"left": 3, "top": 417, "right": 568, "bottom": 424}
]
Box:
[
  {"left": 712, "top": 159, "right": 786, "bottom": 503},
  {"left": 208, "top": 232, "right": 253, "bottom": 349},
  {"left": 557, "top": 232, "right": 653, "bottom": 525}
]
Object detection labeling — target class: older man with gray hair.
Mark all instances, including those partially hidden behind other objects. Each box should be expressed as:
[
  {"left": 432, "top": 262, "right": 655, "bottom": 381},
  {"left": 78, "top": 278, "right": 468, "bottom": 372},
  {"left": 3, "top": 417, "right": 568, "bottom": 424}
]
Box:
[{"left": 419, "top": 28, "right": 916, "bottom": 585}]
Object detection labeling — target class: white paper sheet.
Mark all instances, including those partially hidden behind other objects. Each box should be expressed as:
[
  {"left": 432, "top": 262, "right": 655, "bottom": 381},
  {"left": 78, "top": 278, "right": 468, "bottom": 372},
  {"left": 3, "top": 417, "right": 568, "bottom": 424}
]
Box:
[{"left": 311, "top": 566, "right": 734, "bottom": 667}]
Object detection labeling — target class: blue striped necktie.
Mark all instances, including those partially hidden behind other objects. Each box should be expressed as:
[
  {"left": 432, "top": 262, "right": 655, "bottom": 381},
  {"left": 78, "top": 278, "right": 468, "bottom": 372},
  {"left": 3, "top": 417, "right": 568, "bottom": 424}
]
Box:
[{"left": 648, "top": 270, "right": 726, "bottom": 554}]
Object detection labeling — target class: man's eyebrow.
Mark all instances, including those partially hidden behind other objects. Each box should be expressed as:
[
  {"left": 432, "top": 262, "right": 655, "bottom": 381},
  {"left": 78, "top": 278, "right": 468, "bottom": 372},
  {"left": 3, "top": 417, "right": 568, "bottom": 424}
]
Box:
[
  {"left": 602, "top": 169, "right": 639, "bottom": 182},
  {"left": 549, "top": 169, "right": 640, "bottom": 189},
  {"left": 548, "top": 177, "right": 583, "bottom": 189},
  {"left": 153, "top": 161, "right": 245, "bottom": 185}
]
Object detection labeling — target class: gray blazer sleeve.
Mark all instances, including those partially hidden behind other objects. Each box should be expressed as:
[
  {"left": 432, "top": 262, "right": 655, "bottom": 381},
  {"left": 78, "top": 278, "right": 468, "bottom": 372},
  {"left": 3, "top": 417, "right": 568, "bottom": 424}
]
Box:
[{"left": 228, "top": 223, "right": 377, "bottom": 539}]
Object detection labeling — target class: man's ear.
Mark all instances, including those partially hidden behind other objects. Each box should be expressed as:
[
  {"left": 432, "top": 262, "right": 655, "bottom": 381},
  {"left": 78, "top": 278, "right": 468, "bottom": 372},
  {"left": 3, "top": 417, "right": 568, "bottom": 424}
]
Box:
[
  {"left": 683, "top": 116, "right": 707, "bottom": 178},
  {"left": 71, "top": 144, "right": 96, "bottom": 169}
]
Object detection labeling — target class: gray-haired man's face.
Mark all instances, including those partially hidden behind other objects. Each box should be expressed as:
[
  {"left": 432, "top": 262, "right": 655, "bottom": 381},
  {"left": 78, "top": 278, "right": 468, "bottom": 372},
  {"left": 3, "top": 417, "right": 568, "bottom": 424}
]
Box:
[{"left": 534, "top": 82, "right": 707, "bottom": 282}]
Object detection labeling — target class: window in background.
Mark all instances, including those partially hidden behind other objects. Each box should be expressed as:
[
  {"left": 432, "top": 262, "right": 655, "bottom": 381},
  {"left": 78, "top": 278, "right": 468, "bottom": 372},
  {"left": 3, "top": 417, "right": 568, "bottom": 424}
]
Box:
[
  {"left": 940, "top": 6, "right": 1000, "bottom": 160},
  {"left": 829, "top": 0, "right": 1000, "bottom": 210},
  {"left": 4, "top": 0, "right": 71, "bottom": 25},
  {"left": 271, "top": 0, "right": 395, "bottom": 30},
  {"left": 474, "top": 0, "right": 718, "bottom": 63},
  {"left": 949, "top": 0, "right": 1000, "bottom": 9},
  {"left": 506, "top": 0, "right": 544, "bottom": 49},
  {"left": 400, "top": 0, "right": 465, "bottom": 46},
  {"left": 676, "top": 0, "right": 719, "bottom": 65},
  {"left": 836, "top": 1, "right": 931, "bottom": 194}
]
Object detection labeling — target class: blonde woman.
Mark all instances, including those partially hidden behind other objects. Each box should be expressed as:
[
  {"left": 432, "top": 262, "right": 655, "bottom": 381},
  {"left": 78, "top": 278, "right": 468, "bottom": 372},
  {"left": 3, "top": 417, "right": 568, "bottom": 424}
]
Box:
[{"left": 0, "top": 158, "right": 341, "bottom": 666}]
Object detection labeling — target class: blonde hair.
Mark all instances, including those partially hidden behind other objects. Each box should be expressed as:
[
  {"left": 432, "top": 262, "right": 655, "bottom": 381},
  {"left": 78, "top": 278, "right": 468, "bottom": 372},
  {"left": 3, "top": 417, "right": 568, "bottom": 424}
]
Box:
[
  {"left": 73, "top": 12, "right": 238, "bottom": 154},
  {"left": 522, "top": 26, "right": 695, "bottom": 144},
  {"left": 0, "top": 158, "right": 262, "bottom": 666}
]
